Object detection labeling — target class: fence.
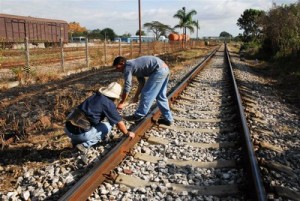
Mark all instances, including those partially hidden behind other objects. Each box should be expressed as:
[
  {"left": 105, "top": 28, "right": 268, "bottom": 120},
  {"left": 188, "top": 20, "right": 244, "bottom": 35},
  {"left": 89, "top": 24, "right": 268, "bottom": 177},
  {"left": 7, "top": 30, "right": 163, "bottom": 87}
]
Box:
[{"left": 0, "top": 38, "right": 205, "bottom": 83}]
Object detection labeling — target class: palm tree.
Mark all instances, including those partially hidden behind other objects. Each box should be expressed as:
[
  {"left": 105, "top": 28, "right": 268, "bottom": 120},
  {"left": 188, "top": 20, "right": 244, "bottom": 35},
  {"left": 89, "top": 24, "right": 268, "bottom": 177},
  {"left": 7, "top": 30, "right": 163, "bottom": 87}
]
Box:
[{"left": 173, "top": 7, "right": 198, "bottom": 41}]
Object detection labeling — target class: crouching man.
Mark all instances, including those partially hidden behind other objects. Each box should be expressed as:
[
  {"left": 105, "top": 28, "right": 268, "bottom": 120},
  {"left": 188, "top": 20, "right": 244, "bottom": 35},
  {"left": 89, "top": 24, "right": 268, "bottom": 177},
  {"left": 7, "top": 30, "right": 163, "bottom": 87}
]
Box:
[{"left": 64, "top": 82, "right": 135, "bottom": 152}]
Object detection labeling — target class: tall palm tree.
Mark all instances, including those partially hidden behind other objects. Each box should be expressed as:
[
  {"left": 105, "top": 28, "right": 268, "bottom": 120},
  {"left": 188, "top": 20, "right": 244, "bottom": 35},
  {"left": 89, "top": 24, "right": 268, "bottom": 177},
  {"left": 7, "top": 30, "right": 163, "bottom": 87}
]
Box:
[{"left": 173, "top": 7, "right": 198, "bottom": 41}]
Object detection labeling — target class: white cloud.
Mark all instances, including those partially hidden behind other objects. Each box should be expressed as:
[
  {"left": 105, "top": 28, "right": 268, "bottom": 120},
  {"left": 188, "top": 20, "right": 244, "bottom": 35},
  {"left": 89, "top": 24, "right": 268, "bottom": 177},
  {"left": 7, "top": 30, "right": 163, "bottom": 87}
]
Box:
[{"left": 0, "top": 0, "right": 297, "bottom": 37}]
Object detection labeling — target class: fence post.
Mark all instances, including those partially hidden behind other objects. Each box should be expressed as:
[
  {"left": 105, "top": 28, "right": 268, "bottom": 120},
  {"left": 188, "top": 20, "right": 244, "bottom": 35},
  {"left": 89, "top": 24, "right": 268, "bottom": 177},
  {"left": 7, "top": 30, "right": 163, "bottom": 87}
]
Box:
[
  {"left": 147, "top": 42, "right": 150, "bottom": 55},
  {"left": 24, "top": 37, "right": 30, "bottom": 73},
  {"left": 85, "top": 38, "right": 89, "bottom": 68},
  {"left": 130, "top": 41, "right": 133, "bottom": 59},
  {"left": 60, "top": 38, "right": 65, "bottom": 72},
  {"left": 104, "top": 40, "right": 107, "bottom": 65},
  {"left": 118, "top": 40, "right": 121, "bottom": 56}
]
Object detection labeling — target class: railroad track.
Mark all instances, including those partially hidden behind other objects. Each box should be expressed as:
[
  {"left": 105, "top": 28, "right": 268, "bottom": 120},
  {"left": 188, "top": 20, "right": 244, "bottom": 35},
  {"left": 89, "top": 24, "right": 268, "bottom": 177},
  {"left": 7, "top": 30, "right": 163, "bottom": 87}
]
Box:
[
  {"left": 1, "top": 44, "right": 298, "bottom": 201},
  {"left": 59, "top": 44, "right": 267, "bottom": 200}
]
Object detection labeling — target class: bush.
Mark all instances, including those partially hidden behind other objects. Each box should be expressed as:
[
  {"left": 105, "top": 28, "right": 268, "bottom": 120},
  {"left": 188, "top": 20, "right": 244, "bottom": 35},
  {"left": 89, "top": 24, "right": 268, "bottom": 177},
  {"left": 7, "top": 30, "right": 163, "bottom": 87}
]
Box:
[{"left": 240, "top": 41, "right": 262, "bottom": 59}]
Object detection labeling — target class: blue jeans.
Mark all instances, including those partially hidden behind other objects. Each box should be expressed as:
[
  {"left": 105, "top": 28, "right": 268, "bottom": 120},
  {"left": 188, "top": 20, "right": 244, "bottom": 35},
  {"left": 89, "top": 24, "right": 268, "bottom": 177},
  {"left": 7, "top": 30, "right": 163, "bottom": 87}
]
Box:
[
  {"left": 64, "top": 122, "right": 112, "bottom": 148},
  {"left": 135, "top": 67, "right": 173, "bottom": 122}
]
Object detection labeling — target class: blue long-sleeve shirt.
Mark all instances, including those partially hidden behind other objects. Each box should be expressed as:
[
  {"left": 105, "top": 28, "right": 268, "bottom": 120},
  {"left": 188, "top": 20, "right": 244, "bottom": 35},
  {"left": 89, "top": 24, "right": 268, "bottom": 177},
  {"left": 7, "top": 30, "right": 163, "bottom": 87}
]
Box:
[
  {"left": 123, "top": 56, "right": 168, "bottom": 93},
  {"left": 78, "top": 92, "right": 122, "bottom": 126}
]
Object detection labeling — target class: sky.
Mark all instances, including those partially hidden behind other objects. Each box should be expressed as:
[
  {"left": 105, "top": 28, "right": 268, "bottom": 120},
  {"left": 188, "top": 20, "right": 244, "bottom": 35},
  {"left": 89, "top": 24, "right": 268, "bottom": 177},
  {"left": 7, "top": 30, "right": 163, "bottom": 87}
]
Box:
[{"left": 0, "top": 0, "right": 298, "bottom": 38}]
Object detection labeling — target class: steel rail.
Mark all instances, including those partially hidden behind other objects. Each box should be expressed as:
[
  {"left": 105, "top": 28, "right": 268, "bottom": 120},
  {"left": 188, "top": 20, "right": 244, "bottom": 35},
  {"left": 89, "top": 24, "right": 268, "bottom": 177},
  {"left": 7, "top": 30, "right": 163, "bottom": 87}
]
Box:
[
  {"left": 59, "top": 47, "right": 218, "bottom": 201},
  {"left": 225, "top": 43, "right": 267, "bottom": 201}
]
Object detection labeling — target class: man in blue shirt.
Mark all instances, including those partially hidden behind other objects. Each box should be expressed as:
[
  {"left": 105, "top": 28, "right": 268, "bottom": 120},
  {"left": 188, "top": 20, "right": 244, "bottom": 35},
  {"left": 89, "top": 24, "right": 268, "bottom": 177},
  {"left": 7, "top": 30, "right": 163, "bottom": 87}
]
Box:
[
  {"left": 113, "top": 56, "right": 173, "bottom": 126},
  {"left": 64, "top": 82, "right": 135, "bottom": 152}
]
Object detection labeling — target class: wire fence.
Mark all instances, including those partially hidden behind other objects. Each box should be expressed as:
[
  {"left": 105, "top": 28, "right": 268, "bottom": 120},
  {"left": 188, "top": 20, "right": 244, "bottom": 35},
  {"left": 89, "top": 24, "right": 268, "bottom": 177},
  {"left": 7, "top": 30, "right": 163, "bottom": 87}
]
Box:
[{"left": 0, "top": 38, "right": 206, "bottom": 84}]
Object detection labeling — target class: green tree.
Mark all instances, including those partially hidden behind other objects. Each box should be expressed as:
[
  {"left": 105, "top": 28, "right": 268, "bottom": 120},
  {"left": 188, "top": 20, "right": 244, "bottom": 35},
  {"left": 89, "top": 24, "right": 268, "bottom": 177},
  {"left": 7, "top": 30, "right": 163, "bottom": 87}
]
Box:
[
  {"left": 237, "top": 9, "right": 264, "bottom": 42},
  {"left": 261, "top": 2, "right": 300, "bottom": 56},
  {"left": 219, "top": 31, "right": 232, "bottom": 38},
  {"left": 88, "top": 29, "right": 103, "bottom": 39},
  {"left": 173, "top": 7, "right": 198, "bottom": 40},
  {"left": 100, "top": 28, "right": 117, "bottom": 41},
  {"left": 143, "top": 21, "right": 173, "bottom": 40},
  {"left": 135, "top": 30, "right": 146, "bottom": 36}
]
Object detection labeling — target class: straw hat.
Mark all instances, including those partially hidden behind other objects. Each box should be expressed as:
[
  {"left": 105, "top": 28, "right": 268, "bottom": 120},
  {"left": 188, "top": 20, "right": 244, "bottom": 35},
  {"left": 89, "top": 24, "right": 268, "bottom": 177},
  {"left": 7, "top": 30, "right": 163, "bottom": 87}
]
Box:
[{"left": 99, "top": 82, "right": 122, "bottom": 99}]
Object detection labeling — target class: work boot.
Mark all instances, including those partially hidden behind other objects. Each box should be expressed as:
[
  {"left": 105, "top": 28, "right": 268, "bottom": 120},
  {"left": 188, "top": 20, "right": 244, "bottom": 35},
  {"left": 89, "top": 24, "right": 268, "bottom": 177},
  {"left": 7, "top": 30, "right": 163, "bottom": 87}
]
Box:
[
  {"left": 124, "top": 114, "right": 144, "bottom": 122},
  {"left": 157, "top": 118, "right": 173, "bottom": 126},
  {"left": 76, "top": 144, "right": 88, "bottom": 154}
]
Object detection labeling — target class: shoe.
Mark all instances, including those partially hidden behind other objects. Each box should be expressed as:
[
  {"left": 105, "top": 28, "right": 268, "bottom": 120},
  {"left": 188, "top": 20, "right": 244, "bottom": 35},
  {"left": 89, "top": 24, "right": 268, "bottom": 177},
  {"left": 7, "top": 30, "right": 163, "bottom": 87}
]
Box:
[
  {"left": 124, "top": 114, "right": 144, "bottom": 122},
  {"left": 76, "top": 144, "right": 88, "bottom": 153},
  {"left": 157, "top": 118, "right": 173, "bottom": 126}
]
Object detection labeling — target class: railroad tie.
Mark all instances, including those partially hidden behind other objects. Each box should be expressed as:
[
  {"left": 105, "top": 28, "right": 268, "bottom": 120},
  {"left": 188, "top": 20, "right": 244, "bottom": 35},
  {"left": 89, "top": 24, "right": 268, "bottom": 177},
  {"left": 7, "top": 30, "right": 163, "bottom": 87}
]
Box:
[
  {"left": 147, "top": 136, "right": 238, "bottom": 149},
  {"left": 115, "top": 174, "right": 240, "bottom": 196}
]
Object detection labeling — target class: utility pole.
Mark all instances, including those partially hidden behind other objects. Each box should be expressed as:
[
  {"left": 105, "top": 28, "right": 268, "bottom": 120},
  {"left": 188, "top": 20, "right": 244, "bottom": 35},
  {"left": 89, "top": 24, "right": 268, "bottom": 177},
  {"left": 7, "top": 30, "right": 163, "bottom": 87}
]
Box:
[{"left": 138, "top": 0, "right": 142, "bottom": 55}]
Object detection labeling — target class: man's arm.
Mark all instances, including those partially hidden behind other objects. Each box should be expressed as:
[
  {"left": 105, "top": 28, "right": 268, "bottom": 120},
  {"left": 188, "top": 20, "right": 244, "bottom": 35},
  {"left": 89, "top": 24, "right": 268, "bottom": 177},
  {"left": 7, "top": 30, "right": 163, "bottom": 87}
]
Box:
[
  {"left": 118, "top": 70, "right": 133, "bottom": 110},
  {"left": 117, "top": 92, "right": 129, "bottom": 109},
  {"left": 116, "top": 121, "right": 135, "bottom": 138}
]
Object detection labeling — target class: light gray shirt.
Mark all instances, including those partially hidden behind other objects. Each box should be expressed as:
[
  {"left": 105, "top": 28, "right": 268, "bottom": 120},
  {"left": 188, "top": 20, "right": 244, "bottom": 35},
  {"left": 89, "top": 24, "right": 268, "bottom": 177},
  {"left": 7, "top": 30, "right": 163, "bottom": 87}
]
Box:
[{"left": 123, "top": 56, "right": 168, "bottom": 93}]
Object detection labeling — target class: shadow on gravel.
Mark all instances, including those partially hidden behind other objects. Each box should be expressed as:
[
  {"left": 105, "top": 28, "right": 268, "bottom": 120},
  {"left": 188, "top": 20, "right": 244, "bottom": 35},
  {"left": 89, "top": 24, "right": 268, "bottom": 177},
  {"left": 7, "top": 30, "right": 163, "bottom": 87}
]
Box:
[{"left": 230, "top": 52, "right": 300, "bottom": 108}]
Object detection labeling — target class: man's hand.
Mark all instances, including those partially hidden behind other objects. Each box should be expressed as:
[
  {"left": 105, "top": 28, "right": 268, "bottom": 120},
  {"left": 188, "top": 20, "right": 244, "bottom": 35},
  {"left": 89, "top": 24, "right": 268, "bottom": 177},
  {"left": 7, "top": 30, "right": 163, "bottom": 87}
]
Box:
[
  {"left": 127, "top": 131, "right": 135, "bottom": 139},
  {"left": 117, "top": 102, "right": 128, "bottom": 110},
  {"left": 117, "top": 103, "right": 125, "bottom": 110}
]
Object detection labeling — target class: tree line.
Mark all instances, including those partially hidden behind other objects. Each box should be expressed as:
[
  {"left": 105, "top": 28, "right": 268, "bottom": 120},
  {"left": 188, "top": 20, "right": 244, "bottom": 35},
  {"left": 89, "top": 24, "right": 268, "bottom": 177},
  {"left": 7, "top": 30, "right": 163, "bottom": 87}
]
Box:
[
  {"left": 68, "top": 7, "right": 200, "bottom": 42},
  {"left": 237, "top": 1, "right": 300, "bottom": 60}
]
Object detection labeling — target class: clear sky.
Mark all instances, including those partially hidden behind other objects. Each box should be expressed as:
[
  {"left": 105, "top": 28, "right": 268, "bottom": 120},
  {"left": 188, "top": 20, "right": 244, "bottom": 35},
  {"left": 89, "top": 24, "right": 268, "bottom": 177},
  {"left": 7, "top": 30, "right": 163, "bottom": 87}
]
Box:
[{"left": 0, "top": 0, "right": 298, "bottom": 38}]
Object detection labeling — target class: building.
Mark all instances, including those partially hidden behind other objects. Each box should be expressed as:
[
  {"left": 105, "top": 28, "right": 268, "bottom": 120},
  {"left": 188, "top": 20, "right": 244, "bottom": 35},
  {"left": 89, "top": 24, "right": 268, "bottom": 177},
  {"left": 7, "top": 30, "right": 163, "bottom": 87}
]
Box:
[{"left": 114, "top": 36, "right": 167, "bottom": 43}]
